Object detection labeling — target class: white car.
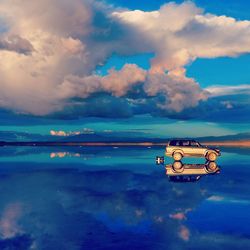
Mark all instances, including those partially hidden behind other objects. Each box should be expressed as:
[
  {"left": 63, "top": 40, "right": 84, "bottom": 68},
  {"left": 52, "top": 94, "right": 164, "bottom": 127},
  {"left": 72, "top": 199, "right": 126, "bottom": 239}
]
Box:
[{"left": 165, "top": 139, "right": 221, "bottom": 161}]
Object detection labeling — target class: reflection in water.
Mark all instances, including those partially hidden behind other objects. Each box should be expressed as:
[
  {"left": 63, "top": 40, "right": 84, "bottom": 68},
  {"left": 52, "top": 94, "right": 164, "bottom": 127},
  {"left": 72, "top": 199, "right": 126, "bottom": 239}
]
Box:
[
  {"left": 0, "top": 168, "right": 207, "bottom": 249},
  {"left": 166, "top": 161, "right": 220, "bottom": 182},
  {"left": 50, "top": 152, "right": 81, "bottom": 158},
  {"left": 0, "top": 147, "right": 249, "bottom": 249}
]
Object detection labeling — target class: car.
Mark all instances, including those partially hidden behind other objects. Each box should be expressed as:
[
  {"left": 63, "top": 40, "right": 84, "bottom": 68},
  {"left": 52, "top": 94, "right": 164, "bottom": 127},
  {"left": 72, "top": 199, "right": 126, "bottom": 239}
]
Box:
[
  {"left": 165, "top": 139, "right": 221, "bottom": 161},
  {"left": 165, "top": 162, "right": 220, "bottom": 182}
]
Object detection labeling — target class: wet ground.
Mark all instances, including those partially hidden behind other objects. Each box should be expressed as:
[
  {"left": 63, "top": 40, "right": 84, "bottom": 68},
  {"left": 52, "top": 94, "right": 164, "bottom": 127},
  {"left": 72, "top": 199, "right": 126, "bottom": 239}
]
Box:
[{"left": 0, "top": 146, "right": 249, "bottom": 250}]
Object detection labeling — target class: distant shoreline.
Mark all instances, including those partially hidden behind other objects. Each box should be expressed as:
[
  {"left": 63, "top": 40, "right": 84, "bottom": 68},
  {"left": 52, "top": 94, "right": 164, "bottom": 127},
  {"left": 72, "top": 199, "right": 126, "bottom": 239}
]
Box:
[
  {"left": 203, "top": 140, "right": 250, "bottom": 147},
  {"left": 0, "top": 140, "right": 250, "bottom": 147}
]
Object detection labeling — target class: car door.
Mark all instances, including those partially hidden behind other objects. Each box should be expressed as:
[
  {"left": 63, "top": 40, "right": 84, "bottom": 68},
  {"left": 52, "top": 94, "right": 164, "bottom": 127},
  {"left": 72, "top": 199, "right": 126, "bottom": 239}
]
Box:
[
  {"left": 181, "top": 140, "right": 192, "bottom": 155},
  {"left": 183, "top": 140, "right": 198, "bottom": 156},
  {"left": 190, "top": 141, "right": 204, "bottom": 156}
]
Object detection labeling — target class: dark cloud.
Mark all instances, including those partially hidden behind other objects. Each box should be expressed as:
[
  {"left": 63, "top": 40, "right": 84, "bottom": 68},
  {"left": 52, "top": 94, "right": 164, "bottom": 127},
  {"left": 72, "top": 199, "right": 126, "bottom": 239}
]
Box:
[
  {"left": 52, "top": 94, "right": 133, "bottom": 119},
  {"left": 163, "top": 94, "right": 250, "bottom": 122},
  {"left": 0, "top": 35, "right": 34, "bottom": 55},
  {"left": 47, "top": 91, "right": 249, "bottom": 122}
]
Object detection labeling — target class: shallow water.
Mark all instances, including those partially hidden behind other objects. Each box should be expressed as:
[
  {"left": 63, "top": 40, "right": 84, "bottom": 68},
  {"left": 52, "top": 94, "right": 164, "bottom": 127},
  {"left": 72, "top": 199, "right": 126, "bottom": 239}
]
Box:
[{"left": 0, "top": 146, "right": 249, "bottom": 250}]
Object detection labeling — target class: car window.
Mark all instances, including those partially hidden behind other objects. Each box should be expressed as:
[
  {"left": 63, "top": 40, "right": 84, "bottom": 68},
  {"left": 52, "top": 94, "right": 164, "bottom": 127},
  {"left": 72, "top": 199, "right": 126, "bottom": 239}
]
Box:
[
  {"left": 182, "top": 141, "right": 189, "bottom": 146},
  {"left": 190, "top": 141, "right": 199, "bottom": 147},
  {"left": 169, "top": 140, "right": 176, "bottom": 146}
]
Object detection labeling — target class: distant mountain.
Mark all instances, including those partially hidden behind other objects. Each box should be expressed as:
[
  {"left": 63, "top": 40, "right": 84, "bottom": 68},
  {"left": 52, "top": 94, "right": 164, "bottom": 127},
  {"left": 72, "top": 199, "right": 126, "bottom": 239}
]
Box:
[
  {"left": 1, "top": 130, "right": 249, "bottom": 144},
  {"left": 57, "top": 131, "right": 250, "bottom": 143},
  {"left": 57, "top": 131, "right": 164, "bottom": 143},
  {"left": 0, "top": 131, "right": 50, "bottom": 142},
  {"left": 197, "top": 132, "right": 250, "bottom": 142}
]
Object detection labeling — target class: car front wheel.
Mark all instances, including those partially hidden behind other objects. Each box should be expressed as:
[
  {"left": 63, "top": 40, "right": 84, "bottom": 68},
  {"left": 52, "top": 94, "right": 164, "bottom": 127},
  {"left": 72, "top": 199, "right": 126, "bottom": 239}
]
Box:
[
  {"left": 206, "top": 152, "right": 217, "bottom": 161},
  {"left": 173, "top": 152, "right": 183, "bottom": 161}
]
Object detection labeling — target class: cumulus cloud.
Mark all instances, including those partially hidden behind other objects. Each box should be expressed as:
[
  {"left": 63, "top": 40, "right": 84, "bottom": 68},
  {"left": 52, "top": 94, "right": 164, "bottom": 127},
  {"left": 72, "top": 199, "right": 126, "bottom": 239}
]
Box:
[
  {"left": 144, "top": 72, "right": 207, "bottom": 112},
  {"left": 0, "top": 0, "right": 249, "bottom": 118},
  {"left": 113, "top": 2, "right": 250, "bottom": 74},
  {"left": 57, "top": 64, "right": 146, "bottom": 99},
  {"left": 50, "top": 130, "right": 67, "bottom": 137}
]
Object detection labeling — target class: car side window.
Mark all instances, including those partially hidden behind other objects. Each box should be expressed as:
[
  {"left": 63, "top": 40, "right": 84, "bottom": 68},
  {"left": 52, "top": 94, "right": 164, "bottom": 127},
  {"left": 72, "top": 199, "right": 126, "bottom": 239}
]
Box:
[
  {"left": 169, "top": 141, "right": 176, "bottom": 146},
  {"left": 182, "top": 141, "right": 189, "bottom": 147},
  {"left": 190, "top": 141, "right": 199, "bottom": 147},
  {"left": 175, "top": 141, "right": 182, "bottom": 146}
]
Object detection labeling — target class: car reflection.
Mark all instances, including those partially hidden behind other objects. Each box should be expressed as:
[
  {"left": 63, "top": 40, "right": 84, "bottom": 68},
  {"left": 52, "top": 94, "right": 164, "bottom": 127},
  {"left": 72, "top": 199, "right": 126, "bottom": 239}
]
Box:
[{"left": 166, "top": 161, "right": 220, "bottom": 182}]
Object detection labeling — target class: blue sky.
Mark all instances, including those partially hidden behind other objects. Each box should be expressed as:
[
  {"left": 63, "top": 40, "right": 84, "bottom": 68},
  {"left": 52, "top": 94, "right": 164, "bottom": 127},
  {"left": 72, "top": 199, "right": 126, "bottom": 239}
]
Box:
[
  {"left": 97, "top": 53, "right": 250, "bottom": 88},
  {"left": 106, "top": 0, "right": 250, "bottom": 19},
  {"left": 0, "top": 0, "right": 249, "bottom": 138}
]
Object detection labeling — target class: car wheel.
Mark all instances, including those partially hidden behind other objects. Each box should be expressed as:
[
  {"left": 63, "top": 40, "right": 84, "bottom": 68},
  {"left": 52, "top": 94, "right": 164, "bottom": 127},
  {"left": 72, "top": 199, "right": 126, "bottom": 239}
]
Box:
[
  {"left": 206, "top": 152, "right": 217, "bottom": 161},
  {"left": 206, "top": 162, "right": 217, "bottom": 173},
  {"left": 173, "top": 152, "right": 183, "bottom": 161},
  {"left": 172, "top": 161, "right": 184, "bottom": 173}
]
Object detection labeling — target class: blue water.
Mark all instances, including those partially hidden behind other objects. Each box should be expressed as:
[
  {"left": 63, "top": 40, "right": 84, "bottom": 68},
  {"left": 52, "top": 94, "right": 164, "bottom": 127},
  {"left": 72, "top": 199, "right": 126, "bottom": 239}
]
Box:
[{"left": 0, "top": 146, "right": 249, "bottom": 249}]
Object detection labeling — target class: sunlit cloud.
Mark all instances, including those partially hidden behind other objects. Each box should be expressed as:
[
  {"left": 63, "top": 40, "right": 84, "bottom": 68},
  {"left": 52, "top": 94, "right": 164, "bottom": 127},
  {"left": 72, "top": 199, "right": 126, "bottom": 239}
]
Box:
[
  {"left": 50, "top": 128, "right": 94, "bottom": 136},
  {"left": 0, "top": 0, "right": 249, "bottom": 118}
]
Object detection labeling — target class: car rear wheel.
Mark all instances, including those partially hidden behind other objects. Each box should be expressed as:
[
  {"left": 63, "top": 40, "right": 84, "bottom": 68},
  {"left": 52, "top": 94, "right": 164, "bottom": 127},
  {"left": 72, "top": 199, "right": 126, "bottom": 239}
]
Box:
[
  {"left": 173, "top": 152, "right": 183, "bottom": 161},
  {"left": 206, "top": 162, "right": 217, "bottom": 173},
  {"left": 206, "top": 152, "right": 217, "bottom": 161}
]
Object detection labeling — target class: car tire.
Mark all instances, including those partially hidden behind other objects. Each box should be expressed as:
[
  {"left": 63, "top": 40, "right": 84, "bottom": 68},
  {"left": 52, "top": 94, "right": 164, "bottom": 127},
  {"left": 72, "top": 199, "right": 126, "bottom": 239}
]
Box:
[
  {"left": 172, "top": 161, "right": 184, "bottom": 173},
  {"left": 206, "top": 162, "right": 217, "bottom": 173},
  {"left": 173, "top": 152, "right": 183, "bottom": 161},
  {"left": 206, "top": 152, "right": 217, "bottom": 161}
]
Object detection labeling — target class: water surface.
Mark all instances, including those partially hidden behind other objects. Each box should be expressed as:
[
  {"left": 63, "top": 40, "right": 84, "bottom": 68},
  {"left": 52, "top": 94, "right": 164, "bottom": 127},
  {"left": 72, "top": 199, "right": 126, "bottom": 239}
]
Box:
[{"left": 0, "top": 146, "right": 249, "bottom": 249}]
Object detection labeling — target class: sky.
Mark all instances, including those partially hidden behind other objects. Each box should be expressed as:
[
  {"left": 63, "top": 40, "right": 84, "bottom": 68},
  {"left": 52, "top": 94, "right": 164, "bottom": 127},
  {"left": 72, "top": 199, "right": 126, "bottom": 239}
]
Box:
[{"left": 0, "top": 0, "right": 249, "bottom": 138}]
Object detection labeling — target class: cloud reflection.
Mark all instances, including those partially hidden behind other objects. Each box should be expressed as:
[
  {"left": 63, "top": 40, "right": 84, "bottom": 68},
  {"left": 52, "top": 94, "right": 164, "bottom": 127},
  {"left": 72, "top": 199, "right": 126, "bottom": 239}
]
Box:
[
  {"left": 0, "top": 147, "right": 249, "bottom": 249},
  {"left": 0, "top": 167, "right": 208, "bottom": 249}
]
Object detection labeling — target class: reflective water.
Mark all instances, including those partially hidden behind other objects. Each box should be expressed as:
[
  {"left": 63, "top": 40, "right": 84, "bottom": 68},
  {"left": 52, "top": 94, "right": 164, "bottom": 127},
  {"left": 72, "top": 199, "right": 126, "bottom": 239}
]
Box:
[{"left": 0, "top": 146, "right": 249, "bottom": 249}]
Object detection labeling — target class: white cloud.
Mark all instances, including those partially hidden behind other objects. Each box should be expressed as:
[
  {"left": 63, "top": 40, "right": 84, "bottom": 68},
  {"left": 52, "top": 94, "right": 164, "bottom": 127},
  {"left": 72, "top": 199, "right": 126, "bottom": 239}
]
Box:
[
  {"left": 50, "top": 128, "right": 94, "bottom": 136},
  {"left": 0, "top": 0, "right": 249, "bottom": 116},
  {"left": 113, "top": 2, "right": 250, "bottom": 76},
  {"left": 57, "top": 64, "right": 146, "bottom": 99},
  {"left": 206, "top": 84, "right": 250, "bottom": 97}
]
